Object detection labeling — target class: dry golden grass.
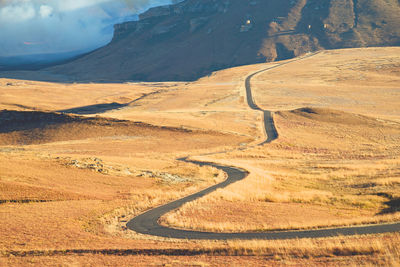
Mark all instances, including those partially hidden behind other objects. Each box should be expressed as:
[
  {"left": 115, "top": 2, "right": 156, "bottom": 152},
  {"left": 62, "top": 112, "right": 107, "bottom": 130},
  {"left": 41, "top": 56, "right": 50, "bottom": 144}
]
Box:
[
  {"left": 0, "top": 80, "right": 178, "bottom": 113},
  {"left": 0, "top": 234, "right": 399, "bottom": 266},
  {"left": 1, "top": 47, "right": 400, "bottom": 265},
  {"left": 162, "top": 107, "right": 400, "bottom": 232},
  {"left": 253, "top": 47, "right": 400, "bottom": 122},
  {"left": 160, "top": 49, "right": 400, "bottom": 234},
  {"left": 0, "top": 111, "right": 233, "bottom": 253}
]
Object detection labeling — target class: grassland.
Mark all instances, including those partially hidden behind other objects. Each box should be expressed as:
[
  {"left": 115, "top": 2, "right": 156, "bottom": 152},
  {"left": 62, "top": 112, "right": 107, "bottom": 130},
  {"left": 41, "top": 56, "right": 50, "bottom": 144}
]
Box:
[
  {"left": 161, "top": 107, "right": 400, "bottom": 232},
  {"left": 161, "top": 48, "right": 400, "bottom": 234},
  {"left": 0, "top": 47, "right": 399, "bottom": 265}
]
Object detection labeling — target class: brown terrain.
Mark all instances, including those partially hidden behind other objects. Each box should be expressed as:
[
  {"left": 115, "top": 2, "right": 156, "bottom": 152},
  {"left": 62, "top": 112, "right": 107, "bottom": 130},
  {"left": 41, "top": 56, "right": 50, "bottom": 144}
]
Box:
[
  {"left": 1, "top": 0, "right": 399, "bottom": 82},
  {"left": 0, "top": 47, "right": 399, "bottom": 265}
]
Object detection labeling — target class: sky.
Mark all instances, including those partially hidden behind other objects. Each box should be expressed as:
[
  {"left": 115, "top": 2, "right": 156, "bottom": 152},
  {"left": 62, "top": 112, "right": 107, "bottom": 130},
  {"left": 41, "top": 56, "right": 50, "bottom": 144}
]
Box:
[{"left": 0, "top": 0, "right": 179, "bottom": 57}]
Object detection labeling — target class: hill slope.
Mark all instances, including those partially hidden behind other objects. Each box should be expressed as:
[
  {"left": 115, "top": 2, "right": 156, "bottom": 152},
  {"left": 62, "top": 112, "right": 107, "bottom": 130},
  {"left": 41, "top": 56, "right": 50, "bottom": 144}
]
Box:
[{"left": 44, "top": 0, "right": 400, "bottom": 82}]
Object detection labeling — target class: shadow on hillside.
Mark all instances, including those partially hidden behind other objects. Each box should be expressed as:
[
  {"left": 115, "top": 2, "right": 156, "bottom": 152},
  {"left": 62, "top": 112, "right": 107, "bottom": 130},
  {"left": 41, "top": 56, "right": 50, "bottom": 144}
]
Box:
[
  {"left": 0, "top": 110, "right": 77, "bottom": 133},
  {"left": 376, "top": 193, "right": 400, "bottom": 215},
  {"left": 5, "top": 248, "right": 243, "bottom": 257},
  {"left": 58, "top": 102, "right": 128, "bottom": 115}
]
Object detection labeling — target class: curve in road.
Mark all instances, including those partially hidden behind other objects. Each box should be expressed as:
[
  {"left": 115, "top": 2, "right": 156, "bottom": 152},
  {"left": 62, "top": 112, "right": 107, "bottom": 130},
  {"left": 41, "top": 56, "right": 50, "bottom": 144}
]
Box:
[{"left": 127, "top": 53, "right": 400, "bottom": 240}]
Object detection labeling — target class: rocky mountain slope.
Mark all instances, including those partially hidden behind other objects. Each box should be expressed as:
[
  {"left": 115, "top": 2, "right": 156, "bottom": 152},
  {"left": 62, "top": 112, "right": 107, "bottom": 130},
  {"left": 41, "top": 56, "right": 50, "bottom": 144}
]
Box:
[{"left": 44, "top": 0, "right": 400, "bottom": 81}]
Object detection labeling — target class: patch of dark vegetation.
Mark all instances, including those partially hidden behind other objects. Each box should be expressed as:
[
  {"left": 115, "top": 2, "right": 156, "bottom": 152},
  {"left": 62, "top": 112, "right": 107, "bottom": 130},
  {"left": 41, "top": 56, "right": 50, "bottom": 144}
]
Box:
[{"left": 350, "top": 183, "right": 377, "bottom": 189}]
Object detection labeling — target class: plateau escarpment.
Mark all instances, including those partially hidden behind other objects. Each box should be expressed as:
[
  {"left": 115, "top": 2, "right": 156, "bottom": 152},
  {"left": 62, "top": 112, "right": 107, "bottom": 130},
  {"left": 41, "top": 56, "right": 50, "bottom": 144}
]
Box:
[{"left": 11, "top": 0, "right": 400, "bottom": 82}]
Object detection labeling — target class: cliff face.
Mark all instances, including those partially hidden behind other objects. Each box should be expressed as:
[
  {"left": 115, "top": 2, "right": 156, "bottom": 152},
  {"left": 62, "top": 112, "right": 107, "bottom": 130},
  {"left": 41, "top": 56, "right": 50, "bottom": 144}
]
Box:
[{"left": 48, "top": 0, "right": 400, "bottom": 82}]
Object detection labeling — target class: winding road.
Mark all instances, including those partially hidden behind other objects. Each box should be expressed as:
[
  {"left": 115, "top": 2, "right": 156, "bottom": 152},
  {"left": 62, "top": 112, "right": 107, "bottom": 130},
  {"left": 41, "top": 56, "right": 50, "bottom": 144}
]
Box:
[{"left": 127, "top": 53, "right": 400, "bottom": 240}]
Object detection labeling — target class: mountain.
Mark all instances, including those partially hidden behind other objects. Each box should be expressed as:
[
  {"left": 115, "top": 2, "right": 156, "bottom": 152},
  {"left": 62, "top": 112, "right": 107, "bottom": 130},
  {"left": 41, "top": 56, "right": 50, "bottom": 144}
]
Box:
[{"left": 25, "top": 0, "right": 400, "bottom": 81}]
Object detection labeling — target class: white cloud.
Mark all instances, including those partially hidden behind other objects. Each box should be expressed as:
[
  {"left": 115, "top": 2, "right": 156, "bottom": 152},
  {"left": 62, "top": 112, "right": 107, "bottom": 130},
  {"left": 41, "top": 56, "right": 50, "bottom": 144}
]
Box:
[
  {"left": 0, "top": 0, "right": 180, "bottom": 57},
  {"left": 39, "top": 4, "right": 53, "bottom": 18},
  {"left": 0, "top": 1, "right": 36, "bottom": 23},
  {"left": 57, "top": 0, "right": 109, "bottom": 12}
]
